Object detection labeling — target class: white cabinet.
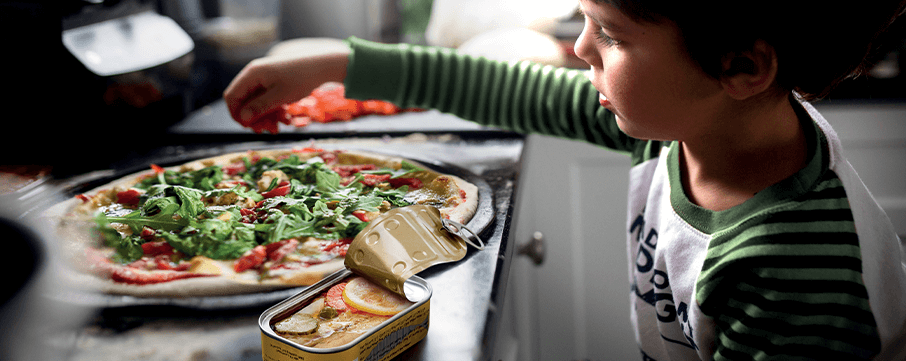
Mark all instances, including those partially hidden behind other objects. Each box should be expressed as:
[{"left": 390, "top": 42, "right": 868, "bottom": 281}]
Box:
[
  {"left": 496, "top": 103, "right": 906, "bottom": 361},
  {"left": 817, "top": 103, "right": 906, "bottom": 237},
  {"left": 500, "top": 133, "right": 638, "bottom": 361}
]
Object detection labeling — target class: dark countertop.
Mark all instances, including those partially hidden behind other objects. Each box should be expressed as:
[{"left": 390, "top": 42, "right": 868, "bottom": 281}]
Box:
[{"left": 47, "top": 106, "right": 525, "bottom": 361}]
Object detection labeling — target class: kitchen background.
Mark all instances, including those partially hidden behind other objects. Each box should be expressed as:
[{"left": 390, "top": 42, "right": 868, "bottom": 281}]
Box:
[{"left": 3, "top": 1, "right": 905, "bottom": 360}]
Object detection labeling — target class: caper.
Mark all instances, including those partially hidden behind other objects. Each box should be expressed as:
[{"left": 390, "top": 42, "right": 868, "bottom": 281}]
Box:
[{"left": 318, "top": 306, "right": 339, "bottom": 320}]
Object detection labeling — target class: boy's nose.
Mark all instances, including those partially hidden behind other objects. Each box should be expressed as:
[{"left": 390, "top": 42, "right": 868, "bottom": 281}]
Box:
[{"left": 573, "top": 26, "right": 597, "bottom": 68}]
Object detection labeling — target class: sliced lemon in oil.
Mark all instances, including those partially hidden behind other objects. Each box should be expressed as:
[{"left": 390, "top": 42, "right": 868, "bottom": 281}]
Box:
[{"left": 342, "top": 277, "right": 413, "bottom": 316}]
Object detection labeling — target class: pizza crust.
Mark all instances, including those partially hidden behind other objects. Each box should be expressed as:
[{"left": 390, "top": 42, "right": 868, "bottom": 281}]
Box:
[{"left": 51, "top": 148, "right": 480, "bottom": 298}]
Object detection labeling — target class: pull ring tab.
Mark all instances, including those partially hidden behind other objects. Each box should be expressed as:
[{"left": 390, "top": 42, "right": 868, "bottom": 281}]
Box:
[{"left": 442, "top": 218, "right": 485, "bottom": 250}]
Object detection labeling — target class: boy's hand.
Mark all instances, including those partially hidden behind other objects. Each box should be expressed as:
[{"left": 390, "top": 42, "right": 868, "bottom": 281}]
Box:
[{"left": 223, "top": 39, "right": 351, "bottom": 128}]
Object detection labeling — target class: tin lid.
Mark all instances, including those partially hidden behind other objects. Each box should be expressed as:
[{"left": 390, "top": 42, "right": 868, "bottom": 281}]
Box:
[{"left": 345, "top": 205, "right": 484, "bottom": 300}]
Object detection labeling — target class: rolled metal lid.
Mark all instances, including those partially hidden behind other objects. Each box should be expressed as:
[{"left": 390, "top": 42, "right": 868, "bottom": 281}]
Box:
[{"left": 345, "top": 205, "right": 483, "bottom": 300}]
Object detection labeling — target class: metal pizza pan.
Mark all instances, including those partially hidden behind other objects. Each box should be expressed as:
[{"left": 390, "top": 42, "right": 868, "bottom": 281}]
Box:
[{"left": 47, "top": 145, "right": 493, "bottom": 310}]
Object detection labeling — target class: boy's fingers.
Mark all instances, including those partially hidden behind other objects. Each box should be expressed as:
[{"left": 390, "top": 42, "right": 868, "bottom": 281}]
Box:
[{"left": 223, "top": 62, "right": 274, "bottom": 122}]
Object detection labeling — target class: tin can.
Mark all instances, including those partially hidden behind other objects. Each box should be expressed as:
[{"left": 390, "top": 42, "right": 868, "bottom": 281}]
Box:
[
  {"left": 260, "top": 269, "right": 432, "bottom": 361},
  {"left": 261, "top": 205, "right": 482, "bottom": 360}
]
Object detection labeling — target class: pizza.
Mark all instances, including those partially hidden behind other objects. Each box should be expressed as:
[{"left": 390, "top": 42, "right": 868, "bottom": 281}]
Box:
[{"left": 52, "top": 147, "right": 478, "bottom": 297}]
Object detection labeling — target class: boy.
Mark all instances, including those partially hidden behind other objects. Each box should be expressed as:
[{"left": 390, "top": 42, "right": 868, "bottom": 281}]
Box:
[{"left": 224, "top": 0, "right": 906, "bottom": 359}]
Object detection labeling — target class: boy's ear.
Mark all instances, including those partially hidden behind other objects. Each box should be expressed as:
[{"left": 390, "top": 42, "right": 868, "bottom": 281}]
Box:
[{"left": 720, "top": 40, "right": 779, "bottom": 100}]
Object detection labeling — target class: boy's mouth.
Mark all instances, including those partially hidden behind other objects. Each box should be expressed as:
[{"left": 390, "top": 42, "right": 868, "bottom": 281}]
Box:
[{"left": 599, "top": 94, "right": 611, "bottom": 107}]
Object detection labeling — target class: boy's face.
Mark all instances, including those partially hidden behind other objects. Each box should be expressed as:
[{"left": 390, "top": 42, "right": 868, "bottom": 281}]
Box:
[{"left": 574, "top": 0, "right": 724, "bottom": 141}]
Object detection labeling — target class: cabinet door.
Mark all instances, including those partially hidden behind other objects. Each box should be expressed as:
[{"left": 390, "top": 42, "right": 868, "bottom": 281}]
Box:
[
  {"left": 817, "top": 104, "right": 906, "bottom": 238},
  {"left": 500, "top": 134, "right": 639, "bottom": 361}
]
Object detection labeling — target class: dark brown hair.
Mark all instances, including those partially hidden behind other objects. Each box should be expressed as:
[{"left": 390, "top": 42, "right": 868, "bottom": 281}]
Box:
[{"left": 595, "top": 0, "right": 906, "bottom": 100}]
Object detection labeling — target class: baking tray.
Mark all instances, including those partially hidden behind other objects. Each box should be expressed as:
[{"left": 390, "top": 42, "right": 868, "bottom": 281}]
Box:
[{"left": 47, "top": 144, "right": 494, "bottom": 309}]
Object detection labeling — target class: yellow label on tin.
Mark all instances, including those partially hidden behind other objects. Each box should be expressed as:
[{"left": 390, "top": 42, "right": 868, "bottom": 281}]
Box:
[{"left": 262, "top": 300, "right": 430, "bottom": 361}]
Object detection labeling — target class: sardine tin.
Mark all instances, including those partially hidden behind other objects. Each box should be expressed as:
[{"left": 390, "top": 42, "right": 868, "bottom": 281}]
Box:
[
  {"left": 261, "top": 204, "right": 479, "bottom": 361},
  {"left": 260, "top": 269, "right": 432, "bottom": 361}
]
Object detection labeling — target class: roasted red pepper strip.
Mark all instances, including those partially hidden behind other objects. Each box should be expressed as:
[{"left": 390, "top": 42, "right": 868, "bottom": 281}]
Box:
[
  {"left": 223, "top": 161, "right": 246, "bottom": 176},
  {"left": 261, "top": 181, "right": 291, "bottom": 199},
  {"left": 294, "top": 147, "right": 324, "bottom": 153},
  {"left": 233, "top": 245, "right": 267, "bottom": 273},
  {"left": 388, "top": 177, "right": 423, "bottom": 189},
  {"left": 359, "top": 174, "right": 391, "bottom": 186},
  {"left": 322, "top": 238, "right": 353, "bottom": 256},
  {"left": 116, "top": 188, "right": 141, "bottom": 206},
  {"left": 141, "top": 240, "right": 174, "bottom": 256},
  {"left": 265, "top": 238, "right": 299, "bottom": 262},
  {"left": 351, "top": 210, "right": 369, "bottom": 222},
  {"left": 332, "top": 164, "right": 377, "bottom": 177},
  {"left": 139, "top": 226, "right": 157, "bottom": 241}
]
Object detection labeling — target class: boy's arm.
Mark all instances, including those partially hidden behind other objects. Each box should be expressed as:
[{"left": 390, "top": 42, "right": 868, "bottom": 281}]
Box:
[
  {"left": 344, "top": 37, "right": 637, "bottom": 153},
  {"left": 699, "top": 247, "right": 881, "bottom": 360}
]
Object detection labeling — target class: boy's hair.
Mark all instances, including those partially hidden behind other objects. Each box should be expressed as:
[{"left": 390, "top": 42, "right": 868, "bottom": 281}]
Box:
[{"left": 598, "top": 0, "right": 906, "bottom": 101}]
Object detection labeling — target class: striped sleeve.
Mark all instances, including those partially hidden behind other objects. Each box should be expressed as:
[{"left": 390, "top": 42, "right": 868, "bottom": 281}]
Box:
[
  {"left": 696, "top": 173, "right": 881, "bottom": 360},
  {"left": 343, "top": 37, "right": 638, "bottom": 153}
]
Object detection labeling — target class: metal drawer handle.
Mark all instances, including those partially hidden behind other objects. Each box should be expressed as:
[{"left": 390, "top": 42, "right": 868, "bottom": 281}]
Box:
[{"left": 518, "top": 231, "right": 545, "bottom": 266}]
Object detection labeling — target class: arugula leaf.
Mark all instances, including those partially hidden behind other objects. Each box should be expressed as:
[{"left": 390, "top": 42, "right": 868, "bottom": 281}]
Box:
[
  {"left": 137, "top": 165, "right": 223, "bottom": 191},
  {"left": 361, "top": 160, "right": 424, "bottom": 179},
  {"left": 351, "top": 193, "right": 385, "bottom": 212},
  {"left": 203, "top": 184, "right": 263, "bottom": 203},
  {"left": 372, "top": 186, "right": 411, "bottom": 207},
  {"left": 94, "top": 213, "right": 153, "bottom": 263},
  {"left": 172, "top": 186, "right": 205, "bottom": 219},
  {"left": 261, "top": 213, "right": 317, "bottom": 244},
  {"left": 95, "top": 213, "right": 127, "bottom": 247},
  {"left": 160, "top": 219, "right": 258, "bottom": 260},
  {"left": 113, "top": 235, "right": 145, "bottom": 263},
  {"left": 315, "top": 169, "right": 341, "bottom": 193},
  {"left": 107, "top": 201, "right": 187, "bottom": 232}
]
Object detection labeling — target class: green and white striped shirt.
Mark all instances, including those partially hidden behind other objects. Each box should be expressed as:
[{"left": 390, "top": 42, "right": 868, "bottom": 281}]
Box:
[{"left": 343, "top": 37, "right": 906, "bottom": 360}]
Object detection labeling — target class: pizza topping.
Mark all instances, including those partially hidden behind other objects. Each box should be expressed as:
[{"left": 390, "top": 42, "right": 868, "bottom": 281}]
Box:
[
  {"left": 257, "top": 170, "right": 290, "bottom": 192},
  {"left": 388, "top": 177, "right": 423, "bottom": 189},
  {"left": 116, "top": 189, "right": 142, "bottom": 206},
  {"left": 234, "top": 245, "right": 267, "bottom": 273},
  {"left": 187, "top": 256, "right": 225, "bottom": 275},
  {"left": 260, "top": 182, "right": 291, "bottom": 199},
  {"left": 140, "top": 240, "right": 174, "bottom": 256},
  {"left": 321, "top": 238, "right": 353, "bottom": 257}
]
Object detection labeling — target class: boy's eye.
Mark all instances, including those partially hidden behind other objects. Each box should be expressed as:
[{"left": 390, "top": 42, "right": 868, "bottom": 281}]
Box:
[{"left": 595, "top": 28, "right": 620, "bottom": 47}]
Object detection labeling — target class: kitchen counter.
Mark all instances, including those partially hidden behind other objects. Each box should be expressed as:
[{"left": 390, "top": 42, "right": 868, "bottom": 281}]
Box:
[
  {"left": 46, "top": 107, "right": 525, "bottom": 361},
  {"left": 170, "top": 99, "right": 489, "bottom": 135}
]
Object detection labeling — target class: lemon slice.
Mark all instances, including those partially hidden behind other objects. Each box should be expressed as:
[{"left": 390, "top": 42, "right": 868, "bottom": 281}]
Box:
[{"left": 342, "top": 277, "right": 413, "bottom": 316}]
